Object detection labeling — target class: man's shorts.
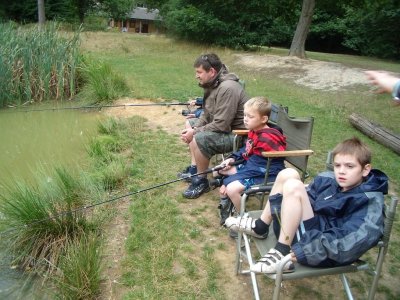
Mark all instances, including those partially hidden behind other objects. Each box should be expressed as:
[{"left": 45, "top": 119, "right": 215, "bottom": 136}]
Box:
[
  {"left": 195, "top": 131, "right": 235, "bottom": 159},
  {"left": 188, "top": 118, "right": 236, "bottom": 159}
]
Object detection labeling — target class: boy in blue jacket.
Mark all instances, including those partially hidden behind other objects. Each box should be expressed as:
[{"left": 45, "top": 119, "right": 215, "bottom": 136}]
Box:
[{"left": 225, "top": 137, "right": 388, "bottom": 273}]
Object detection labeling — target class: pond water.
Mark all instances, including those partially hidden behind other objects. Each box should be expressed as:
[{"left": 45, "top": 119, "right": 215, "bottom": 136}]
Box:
[{"left": 0, "top": 107, "right": 102, "bottom": 298}]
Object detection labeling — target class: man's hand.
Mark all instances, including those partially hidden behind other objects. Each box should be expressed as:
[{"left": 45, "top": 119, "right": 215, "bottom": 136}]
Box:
[
  {"left": 365, "top": 71, "right": 399, "bottom": 94},
  {"left": 181, "top": 128, "right": 195, "bottom": 144}
]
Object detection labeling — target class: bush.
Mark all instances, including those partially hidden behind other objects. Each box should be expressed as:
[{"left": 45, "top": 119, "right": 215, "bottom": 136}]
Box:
[
  {"left": 79, "top": 59, "right": 130, "bottom": 104},
  {"left": 0, "top": 167, "right": 102, "bottom": 275}
]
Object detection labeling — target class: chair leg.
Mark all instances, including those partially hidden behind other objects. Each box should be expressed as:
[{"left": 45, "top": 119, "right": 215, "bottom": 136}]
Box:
[
  {"left": 235, "top": 232, "right": 243, "bottom": 275},
  {"left": 367, "top": 247, "right": 385, "bottom": 300},
  {"left": 243, "top": 233, "right": 261, "bottom": 300},
  {"left": 340, "top": 274, "right": 354, "bottom": 300}
]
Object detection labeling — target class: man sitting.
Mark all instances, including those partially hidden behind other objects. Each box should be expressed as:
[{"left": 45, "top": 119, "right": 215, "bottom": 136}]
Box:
[{"left": 179, "top": 53, "right": 248, "bottom": 199}]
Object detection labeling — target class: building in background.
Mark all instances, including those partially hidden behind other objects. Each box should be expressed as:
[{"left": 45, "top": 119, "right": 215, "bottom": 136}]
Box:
[{"left": 110, "top": 7, "right": 163, "bottom": 34}]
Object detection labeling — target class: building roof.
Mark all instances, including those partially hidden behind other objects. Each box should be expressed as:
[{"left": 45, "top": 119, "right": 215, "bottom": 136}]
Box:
[{"left": 129, "top": 7, "right": 161, "bottom": 21}]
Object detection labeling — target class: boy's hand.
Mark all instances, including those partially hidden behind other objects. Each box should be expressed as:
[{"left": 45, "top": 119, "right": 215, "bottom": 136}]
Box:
[
  {"left": 221, "top": 158, "right": 235, "bottom": 170},
  {"left": 290, "top": 252, "right": 297, "bottom": 262},
  {"left": 219, "top": 185, "right": 227, "bottom": 195}
]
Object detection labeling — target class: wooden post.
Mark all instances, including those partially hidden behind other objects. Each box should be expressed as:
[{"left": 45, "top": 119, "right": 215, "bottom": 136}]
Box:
[{"left": 349, "top": 113, "right": 400, "bottom": 155}]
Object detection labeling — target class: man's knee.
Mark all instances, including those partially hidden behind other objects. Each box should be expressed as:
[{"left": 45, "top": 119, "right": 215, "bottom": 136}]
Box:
[{"left": 192, "top": 136, "right": 208, "bottom": 159}]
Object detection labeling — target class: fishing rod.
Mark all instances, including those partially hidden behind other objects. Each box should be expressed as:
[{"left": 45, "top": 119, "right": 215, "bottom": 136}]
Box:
[
  {"left": 7, "top": 102, "right": 195, "bottom": 113},
  {"left": 0, "top": 161, "right": 238, "bottom": 235}
]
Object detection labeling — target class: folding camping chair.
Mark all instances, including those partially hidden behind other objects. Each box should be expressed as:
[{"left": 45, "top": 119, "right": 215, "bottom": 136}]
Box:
[
  {"left": 238, "top": 195, "right": 398, "bottom": 300},
  {"left": 235, "top": 148, "right": 398, "bottom": 300},
  {"left": 232, "top": 105, "right": 314, "bottom": 211}
]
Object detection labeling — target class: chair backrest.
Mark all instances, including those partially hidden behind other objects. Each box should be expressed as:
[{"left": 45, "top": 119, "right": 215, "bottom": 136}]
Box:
[
  {"left": 276, "top": 106, "right": 314, "bottom": 180},
  {"left": 270, "top": 103, "right": 288, "bottom": 125}
]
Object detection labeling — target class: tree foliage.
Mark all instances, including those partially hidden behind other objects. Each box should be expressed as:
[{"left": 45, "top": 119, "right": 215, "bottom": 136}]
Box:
[
  {"left": 0, "top": 0, "right": 132, "bottom": 24},
  {"left": 1, "top": 0, "right": 399, "bottom": 59}
]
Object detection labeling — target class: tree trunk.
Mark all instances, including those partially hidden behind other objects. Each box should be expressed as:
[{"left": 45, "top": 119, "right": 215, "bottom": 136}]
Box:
[
  {"left": 38, "top": 0, "right": 46, "bottom": 25},
  {"left": 289, "top": 0, "right": 315, "bottom": 59},
  {"left": 349, "top": 113, "right": 400, "bottom": 155}
]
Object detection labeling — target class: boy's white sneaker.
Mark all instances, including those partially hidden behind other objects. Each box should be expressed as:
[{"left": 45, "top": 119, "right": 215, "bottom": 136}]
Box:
[
  {"left": 250, "top": 248, "right": 295, "bottom": 274},
  {"left": 224, "top": 215, "right": 268, "bottom": 239}
]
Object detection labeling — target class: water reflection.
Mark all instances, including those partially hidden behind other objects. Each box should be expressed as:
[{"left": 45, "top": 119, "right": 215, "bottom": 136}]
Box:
[
  {"left": 0, "top": 107, "right": 102, "bottom": 298},
  {"left": 0, "top": 108, "right": 102, "bottom": 188}
]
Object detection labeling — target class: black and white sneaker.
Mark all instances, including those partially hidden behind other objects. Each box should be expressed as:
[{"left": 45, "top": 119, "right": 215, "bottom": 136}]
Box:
[{"left": 182, "top": 176, "right": 210, "bottom": 199}]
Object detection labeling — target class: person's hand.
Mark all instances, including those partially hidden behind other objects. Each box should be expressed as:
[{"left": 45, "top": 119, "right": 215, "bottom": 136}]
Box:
[
  {"left": 185, "top": 113, "right": 196, "bottom": 119},
  {"left": 290, "top": 252, "right": 297, "bottom": 262},
  {"left": 188, "top": 99, "right": 197, "bottom": 106},
  {"left": 219, "top": 185, "right": 227, "bottom": 195},
  {"left": 181, "top": 128, "right": 194, "bottom": 144},
  {"left": 221, "top": 158, "right": 235, "bottom": 170},
  {"left": 365, "top": 71, "right": 400, "bottom": 94}
]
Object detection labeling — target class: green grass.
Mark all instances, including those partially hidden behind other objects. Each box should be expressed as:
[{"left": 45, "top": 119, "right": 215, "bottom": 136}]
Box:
[
  {"left": 81, "top": 32, "right": 400, "bottom": 190},
  {"left": 53, "top": 233, "right": 103, "bottom": 300},
  {"left": 4, "top": 32, "right": 396, "bottom": 299},
  {"left": 79, "top": 59, "right": 130, "bottom": 104},
  {"left": 80, "top": 32, "right": 400, "bottom": 299}
]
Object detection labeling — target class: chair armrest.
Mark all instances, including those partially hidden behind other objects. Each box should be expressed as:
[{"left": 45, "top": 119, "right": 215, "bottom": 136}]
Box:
[
  {"left": 244, "top": 184, "right": 273, "bottom": 195},
  {"left": 261, "top": 149, "right": 314, "bottom": 158},
  {"left": 232, "top": 129, "right": 249, "bottom": 136}
]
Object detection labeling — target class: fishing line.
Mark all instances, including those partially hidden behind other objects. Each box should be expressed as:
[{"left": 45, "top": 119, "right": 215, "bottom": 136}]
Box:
[
  {"left": 7, "top": 102, "right": 192, "bottom": 113},
  {"left": 0, "top": 162, "right": 237, "bottom": 236}
]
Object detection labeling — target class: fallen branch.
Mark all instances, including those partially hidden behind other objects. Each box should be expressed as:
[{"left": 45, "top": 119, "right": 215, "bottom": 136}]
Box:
[{"left": 349, "top": 113, "right": 400, "bottom": 155}]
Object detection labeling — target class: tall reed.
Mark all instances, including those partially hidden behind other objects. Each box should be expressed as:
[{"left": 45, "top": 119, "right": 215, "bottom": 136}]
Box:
[{"left": 0, "top": 22, "right": 81, "bottom": 107}]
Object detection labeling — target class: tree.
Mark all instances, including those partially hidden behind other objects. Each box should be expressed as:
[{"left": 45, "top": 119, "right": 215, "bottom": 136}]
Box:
[
  {"left": 289, "top": 0, "right": 315, "bottom": 58},
  {"left": 37, "top": 0, "right": 45, "bottom": 25},
  {"left": 101, "top": 0, "right": 133, "bottom": 20}
]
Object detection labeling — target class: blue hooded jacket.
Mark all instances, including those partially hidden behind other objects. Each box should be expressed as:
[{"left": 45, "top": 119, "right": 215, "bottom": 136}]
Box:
[{"left": 292, "top": 169, "right": 388, "bottom": 267}]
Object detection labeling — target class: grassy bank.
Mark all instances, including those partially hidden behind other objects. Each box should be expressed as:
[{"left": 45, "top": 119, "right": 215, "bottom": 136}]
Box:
[
  {"left": 2, "top": 31, "right": 398, "bottom": 299},
  {"left": 81, "top": 32, "right": 399, "bottom": 190},
  {"left": 79, "top": 32, "right": 399, "bottom": 299}
]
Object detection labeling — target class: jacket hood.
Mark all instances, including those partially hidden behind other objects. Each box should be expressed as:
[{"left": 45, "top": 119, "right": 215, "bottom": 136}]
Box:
[
  {"left": 343, "top": 169, "right": 389, "bottom": 195},
  {"left": 359, "top": 169, "right": 389, "bottom": 194}
]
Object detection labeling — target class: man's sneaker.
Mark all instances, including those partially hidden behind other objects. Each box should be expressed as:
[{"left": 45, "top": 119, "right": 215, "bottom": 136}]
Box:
[
  {"left": 218, "top": 197, "right": 232, "bottom": 225},
  {"left": 178, "top": 165, "right": 197, "bottom": 182},
  {"left": 224, "top": 215, "right": 268, "bottom": 239},
  {"left": 250, "top": 248, "right": 295, "bottom": 274},
  {"left": 182, "top": 176, "right": 210, "bottom": 199}
]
